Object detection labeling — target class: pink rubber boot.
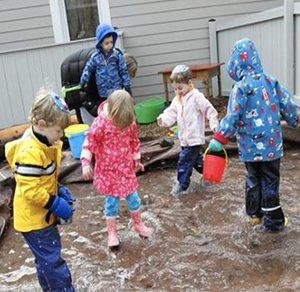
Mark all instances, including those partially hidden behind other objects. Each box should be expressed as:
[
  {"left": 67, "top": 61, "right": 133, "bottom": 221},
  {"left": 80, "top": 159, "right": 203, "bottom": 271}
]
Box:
[
  {"left": 130, "top": 210, "right": 153, "bottom": 237},
  {"left": 106, "top": 217, "right": 119, "bottom": 247}
]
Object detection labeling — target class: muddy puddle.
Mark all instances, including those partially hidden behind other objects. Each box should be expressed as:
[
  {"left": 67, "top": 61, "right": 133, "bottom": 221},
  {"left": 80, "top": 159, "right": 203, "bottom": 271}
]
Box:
[{"left": 1, "top": 149, "right": 300, "bottom": 291}]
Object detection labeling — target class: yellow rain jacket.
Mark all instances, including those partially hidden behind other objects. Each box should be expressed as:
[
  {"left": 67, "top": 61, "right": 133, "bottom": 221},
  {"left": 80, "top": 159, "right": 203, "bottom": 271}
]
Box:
[{"left": 5, "top": 126, "right": 62, "bottom": 232}]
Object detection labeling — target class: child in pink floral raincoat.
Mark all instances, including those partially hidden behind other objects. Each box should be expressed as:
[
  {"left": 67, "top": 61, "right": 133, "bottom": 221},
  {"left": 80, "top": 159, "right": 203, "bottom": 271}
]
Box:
[{"left": 81, "top": 90, "right": 153, "bottom": 248}]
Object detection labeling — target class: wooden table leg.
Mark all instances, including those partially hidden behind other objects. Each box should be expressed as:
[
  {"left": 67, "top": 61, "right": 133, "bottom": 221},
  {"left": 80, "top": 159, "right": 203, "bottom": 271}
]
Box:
[
  {"left": 163, "top": 81, "right": 170, "bottom": 105},
  {"left": 204, "top": 78, "right": 211, "bottom": 100}
]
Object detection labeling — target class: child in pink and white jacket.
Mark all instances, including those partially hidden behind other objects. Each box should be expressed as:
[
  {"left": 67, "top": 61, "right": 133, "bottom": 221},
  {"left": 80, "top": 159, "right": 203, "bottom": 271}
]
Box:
[
  {"left": 157, "top": 65, "right": 219, "bottom": 195},
  {"left": 81, "top": 90, "right": 153, "bottom": 248}
]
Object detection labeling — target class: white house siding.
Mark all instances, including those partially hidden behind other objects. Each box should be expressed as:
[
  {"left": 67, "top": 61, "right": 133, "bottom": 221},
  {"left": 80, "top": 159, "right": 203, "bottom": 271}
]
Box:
[
  {"left": 109, "top": 0, "right": 283, "bottom": 103},
  {"left": 0, "top": 39, "right": 95, "bottom": 129},
  {"left": 0, "top": 0, "right": 54, "bottom": 52}
]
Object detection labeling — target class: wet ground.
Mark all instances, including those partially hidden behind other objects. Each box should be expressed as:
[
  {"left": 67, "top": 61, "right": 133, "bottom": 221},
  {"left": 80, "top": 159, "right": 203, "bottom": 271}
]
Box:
[{"left": 1, "top": 149, "right": 300, "bottom": 292}]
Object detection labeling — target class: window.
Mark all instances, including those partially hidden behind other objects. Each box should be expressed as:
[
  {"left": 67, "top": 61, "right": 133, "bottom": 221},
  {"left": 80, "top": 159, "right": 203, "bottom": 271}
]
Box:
[
  {"left": 64, "top": 0, "right": 99, "bottom": 41},
  {"left": 49, "top": 0, "right": 111, "bottom": 43}
]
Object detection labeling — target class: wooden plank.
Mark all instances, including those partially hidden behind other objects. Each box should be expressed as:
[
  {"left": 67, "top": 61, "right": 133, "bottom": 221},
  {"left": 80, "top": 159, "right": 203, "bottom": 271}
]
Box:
[{"left": 0, "top": 115, "right": 78, "bottom": 141}]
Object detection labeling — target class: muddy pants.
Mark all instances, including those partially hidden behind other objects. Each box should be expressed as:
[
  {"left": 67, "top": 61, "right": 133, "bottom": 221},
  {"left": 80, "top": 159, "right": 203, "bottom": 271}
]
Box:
[
  {"left": 178, "top": 145, "right": 204, "bottom": 190},
  {"left": 245, "top": 159, "right": 285, "bottom": 232},
  {"left": 22, "top": 224, "right": 75, "bottom": 292},
  {"left": 105, "top": 190, "right": 141, "bottom": 217}
]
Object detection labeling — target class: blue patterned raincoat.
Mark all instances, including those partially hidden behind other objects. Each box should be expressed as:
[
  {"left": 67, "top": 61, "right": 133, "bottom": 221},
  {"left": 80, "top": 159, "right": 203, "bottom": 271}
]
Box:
[
  {"left": 214, "top": 38, "right": 299, "bottom": 162},
  {"left": 80, "top": 23, "right": 131, "bottom": 98}
]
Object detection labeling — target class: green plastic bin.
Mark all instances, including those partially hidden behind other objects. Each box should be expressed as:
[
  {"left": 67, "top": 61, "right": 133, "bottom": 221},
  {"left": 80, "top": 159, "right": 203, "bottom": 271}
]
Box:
[{"left": 134, "top": 97, "right": 165, "bottom": 124}]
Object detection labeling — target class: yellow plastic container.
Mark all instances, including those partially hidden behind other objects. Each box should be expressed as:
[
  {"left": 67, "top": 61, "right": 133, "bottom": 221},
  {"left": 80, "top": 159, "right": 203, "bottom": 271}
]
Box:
[{"left": 64, "top": 124, "right": 89, "bottom": 159}]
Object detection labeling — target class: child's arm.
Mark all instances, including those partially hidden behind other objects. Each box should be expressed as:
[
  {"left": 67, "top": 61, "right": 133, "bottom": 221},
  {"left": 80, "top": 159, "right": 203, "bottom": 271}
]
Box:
[
  {"left": 117, "top": 53, "right": 131, "bottom": 92},
  {"left": 80, "top": 117, "right": 103, "bottom": 180},
  {"left": 275, "top": 79, "right": 300, "bottom": 127},
  {"left": 129, "top": 120, "right": 143, "bottom": 170},
  {"left": 211, "top": 85, "right": 244, "bottom": 147},
  {"left": 80, "top": 54, "right": 96, "bottom": 85},
  {"left": 157, "top": 98, "right": 178, "bottom": 128},
  {"left": 81, "top": 137, "right": 94, "bottom": 181}
]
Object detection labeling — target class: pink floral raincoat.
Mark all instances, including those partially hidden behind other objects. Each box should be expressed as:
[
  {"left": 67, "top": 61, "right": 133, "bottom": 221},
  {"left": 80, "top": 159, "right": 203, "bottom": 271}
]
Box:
[{"left": 81, "top": 103, "right": 141, "bottom": 197}]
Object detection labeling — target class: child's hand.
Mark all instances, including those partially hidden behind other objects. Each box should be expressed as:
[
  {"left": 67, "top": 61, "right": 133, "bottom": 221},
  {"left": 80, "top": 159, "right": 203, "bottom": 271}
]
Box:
[
  {"left": 82, "top": 165, "right": 93, "bottom": 180},
  {"left": 135, "top": 162, "right": 145, "bottom": 173},
  {"left": 157, "top": 116, "right": 163, "bottom": 127},
  {"left": 208, "top": 139, "right": 224, "bottom": 152},
  {"left": 58, "top": 184, "right": 76, "bottom": 202}
]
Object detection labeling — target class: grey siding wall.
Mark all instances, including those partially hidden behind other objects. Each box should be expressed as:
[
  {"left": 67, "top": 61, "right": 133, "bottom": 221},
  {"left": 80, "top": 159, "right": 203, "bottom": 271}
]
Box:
[
  {"left": 110, "top": 0, "right": 283, "bottom": 102},
  {"left": 0, "top": 0, "right": 54, "bottom": 52}
]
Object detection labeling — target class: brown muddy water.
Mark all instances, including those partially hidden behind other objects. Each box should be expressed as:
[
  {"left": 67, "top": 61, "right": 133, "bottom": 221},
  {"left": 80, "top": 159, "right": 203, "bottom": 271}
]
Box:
[{"left": 1, "top": 149, "right": 300, "bottom": 292}]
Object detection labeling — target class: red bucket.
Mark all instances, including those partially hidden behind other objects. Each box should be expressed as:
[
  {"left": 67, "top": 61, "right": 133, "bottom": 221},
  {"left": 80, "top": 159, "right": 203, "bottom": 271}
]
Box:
[{"left": 203, "top": 148, "right": 228, "bottom": 184}]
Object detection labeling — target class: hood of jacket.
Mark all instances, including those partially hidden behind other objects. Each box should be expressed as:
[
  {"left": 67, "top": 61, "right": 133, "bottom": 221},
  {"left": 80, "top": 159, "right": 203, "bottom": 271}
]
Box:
[
  {"left": 226, "top": 38, "right": 263, "bottom": 81},
  {"left": 95, "top": 23, "right": 118, "bottom": 51}
]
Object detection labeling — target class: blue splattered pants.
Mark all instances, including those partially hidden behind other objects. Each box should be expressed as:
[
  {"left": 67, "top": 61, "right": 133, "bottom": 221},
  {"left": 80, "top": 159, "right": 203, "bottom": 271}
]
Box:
[
  {"left": 245, "top": 159, "right": 285, "bottom": 232},
  {"left": 22, "top": 224, "right": 75, "bottom": 292},
  {"left": 178, "top": 145, "right": 204, "bottom": 190}
]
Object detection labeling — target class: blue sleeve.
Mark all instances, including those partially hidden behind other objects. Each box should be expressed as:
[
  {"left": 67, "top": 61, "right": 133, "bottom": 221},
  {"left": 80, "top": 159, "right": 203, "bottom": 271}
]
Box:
[
  {"left": 275, "top": 80, "right": 299, "bottom": 127},
  {"left": 80, "top": 54, "right": 96, "bottom": 84},
  {"left": 217, "top": 84, "right": 244, "bottom": 139},
  {"left": 118, "top": 54, "right": 131, "bottom": 88}
]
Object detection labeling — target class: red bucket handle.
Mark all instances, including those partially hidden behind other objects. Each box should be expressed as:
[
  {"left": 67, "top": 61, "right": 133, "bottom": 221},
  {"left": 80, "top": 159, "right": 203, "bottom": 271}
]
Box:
[{"left": 203, "top": 147, "right": 228, "bottom": 164}]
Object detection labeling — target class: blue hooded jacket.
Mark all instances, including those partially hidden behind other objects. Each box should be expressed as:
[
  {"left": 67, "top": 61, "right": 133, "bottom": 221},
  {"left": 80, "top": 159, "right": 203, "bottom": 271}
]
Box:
[
  {"left": 80, "top": 23, "right": 131, "bottom": 98},
  {"left": 214, "top": 38, "right": 299, "bottom": 162}
]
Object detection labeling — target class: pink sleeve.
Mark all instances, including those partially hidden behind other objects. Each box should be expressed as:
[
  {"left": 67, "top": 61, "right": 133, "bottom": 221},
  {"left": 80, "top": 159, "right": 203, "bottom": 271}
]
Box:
[
  {"left": 81, "top": 157, "right": 91, "bottom": 168},
  {"left": 130, "top": 120, "right": 141, "bottom": 160}
]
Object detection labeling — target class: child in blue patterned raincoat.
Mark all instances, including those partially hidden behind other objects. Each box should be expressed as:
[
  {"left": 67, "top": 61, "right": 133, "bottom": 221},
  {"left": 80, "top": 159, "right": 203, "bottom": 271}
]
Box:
[
  {"left": 208, "top": 38, "right": 300, "bottom": 232},
  {"left": 79, "top": 23, "right": 131, "bottom": 125}
]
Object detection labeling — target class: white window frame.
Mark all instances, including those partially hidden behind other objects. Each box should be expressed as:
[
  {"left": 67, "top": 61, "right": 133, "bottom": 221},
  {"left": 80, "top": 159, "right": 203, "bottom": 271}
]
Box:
[{"left": 49, "top": 0, "right": 111, "bottom": 43}]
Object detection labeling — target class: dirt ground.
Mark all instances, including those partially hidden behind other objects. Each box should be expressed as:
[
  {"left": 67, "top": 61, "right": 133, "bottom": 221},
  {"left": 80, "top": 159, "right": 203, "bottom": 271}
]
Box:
[{"left": 1, "top": 145, "right": 300, "bottom": 291}]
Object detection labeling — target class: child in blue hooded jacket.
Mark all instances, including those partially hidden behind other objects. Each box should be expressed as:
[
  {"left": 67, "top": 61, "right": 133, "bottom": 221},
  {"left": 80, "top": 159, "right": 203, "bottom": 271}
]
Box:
[
  {"left": 208, "top": 38, "right": 300, "bottom": 232},
  {"left": 80, "top": 23, "right": 131, "bottom": 125}
]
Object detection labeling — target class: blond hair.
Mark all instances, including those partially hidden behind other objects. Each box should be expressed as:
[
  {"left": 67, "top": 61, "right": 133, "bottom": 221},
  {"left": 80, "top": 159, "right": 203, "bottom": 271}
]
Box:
[
  {"left": 170, "top": 65, "right": 192, "bottom": 84},
  {"left": 123, "top": 53, "right": 138, "bottom": 79},
  {"left": 29, "top": 87, "right": 71, "bottom": 129},
  {"left": 107, "top": 90, "right": 135, "bottom": 129}
]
